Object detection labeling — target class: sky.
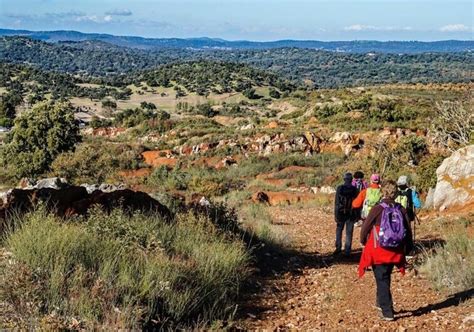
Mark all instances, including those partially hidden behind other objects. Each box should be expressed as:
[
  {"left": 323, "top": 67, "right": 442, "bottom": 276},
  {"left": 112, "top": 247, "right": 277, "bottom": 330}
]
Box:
[{"left": 0, "top": 0, "right": 472, "bottom": 41}]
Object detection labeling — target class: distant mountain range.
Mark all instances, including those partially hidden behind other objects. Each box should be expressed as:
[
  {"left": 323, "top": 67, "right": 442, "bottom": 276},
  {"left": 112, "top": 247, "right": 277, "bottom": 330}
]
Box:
[{"left": 0, "top": 28, "right": 472, "bottom": 53}]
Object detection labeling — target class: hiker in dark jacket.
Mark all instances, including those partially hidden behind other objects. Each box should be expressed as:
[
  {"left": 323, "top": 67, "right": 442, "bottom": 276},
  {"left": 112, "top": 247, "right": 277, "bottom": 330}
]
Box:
[
  {"left": 334, "top": 172, "right": 358, "bottom": 256},
  {"left": 359, "top": 180, "right": 414, "bottom": 321}
]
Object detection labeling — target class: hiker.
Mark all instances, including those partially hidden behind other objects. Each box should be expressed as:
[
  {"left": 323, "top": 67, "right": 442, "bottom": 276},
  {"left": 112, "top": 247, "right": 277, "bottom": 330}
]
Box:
[
  {"left": 358, "top": 180, "right": 414, "bottom": 321},
  {"left": 352, "top": 171, "right": 368, "bottom": 193},
  {"left": 352, "top": 171, "right": 368, "bottom": 226},
  {"left": 395, "top": 175, "right": 421, "bottom": 223},
  {"left": 334, "top": 172, "right": 359, "bottom": 256},
  {"left": 352, "top": 173, "right": 382, "bottom": 220}
]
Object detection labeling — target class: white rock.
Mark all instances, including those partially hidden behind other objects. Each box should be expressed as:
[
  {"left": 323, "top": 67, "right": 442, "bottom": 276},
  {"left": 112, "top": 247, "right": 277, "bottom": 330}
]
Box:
[
  {"left": 424, "top": 187, "right": 435, "bottom": 209},
  {"left": 35, "top": 177, "right": 68, "bottom": 189},
  {"left": 320, "top": 186, "right": 336, "bottom": 194},
  {"left": 433, "top": 145, "right": 474, "bottom": 210}
]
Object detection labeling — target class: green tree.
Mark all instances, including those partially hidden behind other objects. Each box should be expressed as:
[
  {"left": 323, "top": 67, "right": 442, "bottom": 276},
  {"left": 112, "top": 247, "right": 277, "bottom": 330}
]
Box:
[
  {"left": 0, "top": 99, "right": 16, "bottom": 128},
  {"left": 269, "top": 88, "right": 281, "bottom": 99},
  {"left": 1, "top": 102, "right": 81, "bottom": 179}
]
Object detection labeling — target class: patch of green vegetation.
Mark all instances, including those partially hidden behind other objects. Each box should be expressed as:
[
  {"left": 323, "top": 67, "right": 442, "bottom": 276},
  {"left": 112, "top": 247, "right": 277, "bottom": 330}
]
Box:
[
  {"left": 1, "top": 207, "right": 250, "bottom": 329},
  {"left": 419, "top": 217, "right": 474, "bottom": 292}
]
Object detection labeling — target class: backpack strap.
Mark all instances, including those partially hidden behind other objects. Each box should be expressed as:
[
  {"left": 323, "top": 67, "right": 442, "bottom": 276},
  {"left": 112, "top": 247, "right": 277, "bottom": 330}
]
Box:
[
  {"left": 379, "top": 202, "right": 389, "bottom": 209},
  {"left": 373, "top": 225, "right": 378, "bottom": 248}
]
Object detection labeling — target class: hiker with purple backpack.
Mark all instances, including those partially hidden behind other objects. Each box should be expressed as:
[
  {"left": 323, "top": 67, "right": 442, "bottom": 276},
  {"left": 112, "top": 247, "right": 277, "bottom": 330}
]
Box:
[{"left": 358, "top": 180, "right": 414, "bottom": 321}]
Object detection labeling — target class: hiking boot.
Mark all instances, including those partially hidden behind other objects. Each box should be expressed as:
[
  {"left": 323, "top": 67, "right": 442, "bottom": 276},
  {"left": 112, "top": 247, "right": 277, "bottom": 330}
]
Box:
[
  {"left": 379, "top": 311, "right": 395, "bottom": 321},
  {"left": 333, "top": 249, "right": 342, "bottom": 256}
]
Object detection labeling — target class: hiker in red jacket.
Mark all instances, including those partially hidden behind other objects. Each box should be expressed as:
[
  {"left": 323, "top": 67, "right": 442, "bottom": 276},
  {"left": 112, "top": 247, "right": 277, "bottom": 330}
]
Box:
[{"left": 358, "top": 180, "right": 414, "bottom": 321}]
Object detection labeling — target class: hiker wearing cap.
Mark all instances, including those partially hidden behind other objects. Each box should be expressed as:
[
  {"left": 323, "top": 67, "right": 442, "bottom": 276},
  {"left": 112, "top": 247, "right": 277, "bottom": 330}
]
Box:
[
  {"left": 395, "top": 175, "right": 421, "bottom": 222},
  {"left": 334, "top": 172, "right": 359, "bottom": 256},
  {"left": 352, "top": 173, "right": 382, "bottom": 220},
  {"left": 359, "top": 180, "right": 414, "bottom": 321}
]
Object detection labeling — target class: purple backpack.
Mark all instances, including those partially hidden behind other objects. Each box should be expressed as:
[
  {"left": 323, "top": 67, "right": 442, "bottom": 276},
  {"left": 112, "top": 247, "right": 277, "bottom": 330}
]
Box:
[{"left": 377, "top": 202, "right": 406, "bottom": 248}]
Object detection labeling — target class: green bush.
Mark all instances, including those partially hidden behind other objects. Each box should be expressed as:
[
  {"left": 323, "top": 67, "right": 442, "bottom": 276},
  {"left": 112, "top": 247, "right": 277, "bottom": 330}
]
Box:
[
  {"left": 416, "top": 153, "right": 447, "bottom": 191},
  {"left": 51, "top": 141, "right": 144, "bottom": 184},
  {"left": 0, "top": 102, "right": 81, "bottom": 179},
  {"left": 419, "top": 220, "right": 474, "bottom": 292},
  {"left": 2, "top": 208, "right": 250, "bottom": 329}
]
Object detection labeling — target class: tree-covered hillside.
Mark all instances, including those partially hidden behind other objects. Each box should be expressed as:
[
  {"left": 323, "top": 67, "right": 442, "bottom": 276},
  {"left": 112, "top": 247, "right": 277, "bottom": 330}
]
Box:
[
  {"left": 1, "top": 36, "right": 472, "bottom": 88},
  {"left": 139, "top": 61, "right": 295, "bottom": 95}
]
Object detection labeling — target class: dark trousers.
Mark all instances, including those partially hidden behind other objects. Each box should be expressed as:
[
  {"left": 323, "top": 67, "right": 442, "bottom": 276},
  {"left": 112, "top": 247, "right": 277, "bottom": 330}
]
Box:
[
  {"left": 373, "top": 264, "right": 394, "bottom": 317},
  {"left": 335, "top": 219, "right": 354, "bottom": 254}
]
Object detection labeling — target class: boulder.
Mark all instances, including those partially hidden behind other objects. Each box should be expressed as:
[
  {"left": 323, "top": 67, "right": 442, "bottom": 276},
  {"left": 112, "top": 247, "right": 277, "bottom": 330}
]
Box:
[
  {"left": 311, "top": 186, "right": 337, "bottom": 195},
  {"left": 35, "top": 177, "right": 69, "bottom": 189},
  {"left": 329, "top": 132, "right": 352, "bottom": 144},
  {"left": 67, "top": 189, "right": 170, "bottom": 219},
  {"left": 424, "top": 187, "right": 435, "bottom": 209},
  {"left": 17, "top": 177, "right": 68, "bottom": 190},
  {"left": 432, "top": 145, "right": 474, "bottom": 210},
  {"left": 240, "top": 123, "right": 255, "bottom": 131},
  {"left": 98, "top": 183, "right": 127, "bottom": 193}
]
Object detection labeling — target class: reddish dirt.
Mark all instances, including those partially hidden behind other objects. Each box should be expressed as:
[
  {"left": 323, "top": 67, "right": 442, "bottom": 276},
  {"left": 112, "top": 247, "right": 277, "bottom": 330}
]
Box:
[
  {"left": 236, "top": 206, "right": 474, "bottom": 330},
  {"left": 142, "top": 151, "right": 178, "bottom": 168}
]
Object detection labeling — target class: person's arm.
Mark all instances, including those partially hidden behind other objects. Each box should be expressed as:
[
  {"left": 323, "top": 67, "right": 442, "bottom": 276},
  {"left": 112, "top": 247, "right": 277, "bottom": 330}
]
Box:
[
  {"left": 360, "top": 205, "right": 380, "bottom": 245},
  {"left": 352, "top": 189, "right": 366, "bottom": 209},
  {"left": 412, "top": 190, "right": 422, "bottom": 209},
  {"left": 334, "top": 186, "right": 341, "bottom": 222}
]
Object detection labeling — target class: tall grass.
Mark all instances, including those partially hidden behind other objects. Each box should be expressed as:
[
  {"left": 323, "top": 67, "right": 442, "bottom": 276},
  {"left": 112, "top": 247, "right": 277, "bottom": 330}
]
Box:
[
  {"left": 419, "top": 218, "right": 474, "bottom": 292},
  {"left": 1, "top": 207, "right": 250, "bottom": 329}
]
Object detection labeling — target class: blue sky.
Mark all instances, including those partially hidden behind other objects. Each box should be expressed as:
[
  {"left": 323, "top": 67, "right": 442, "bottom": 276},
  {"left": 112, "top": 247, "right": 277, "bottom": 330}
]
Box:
[{"left": 0, "top": 0, "right": 472, "bottom": 41}]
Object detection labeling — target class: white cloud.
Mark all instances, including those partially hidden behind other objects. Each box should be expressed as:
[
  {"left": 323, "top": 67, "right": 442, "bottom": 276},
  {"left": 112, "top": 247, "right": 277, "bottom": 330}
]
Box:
[
  {"left": 344, "top": 24, "right": 412, "bottom": 32},
  {"left": 105, "top": 9, "right": 133, "bottom": 16},
  {"left": 439, "top": 24, "right": 470, "bottom": 32}
]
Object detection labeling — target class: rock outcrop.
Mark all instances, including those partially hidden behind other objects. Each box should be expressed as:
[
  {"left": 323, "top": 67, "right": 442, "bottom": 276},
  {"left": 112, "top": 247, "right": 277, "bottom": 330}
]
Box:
[
  {"left": 432, "top": 145, "right": 474, "bottom": 210},
  {"left": 0, "top": 180, "right": 170, "bottom": 226}
]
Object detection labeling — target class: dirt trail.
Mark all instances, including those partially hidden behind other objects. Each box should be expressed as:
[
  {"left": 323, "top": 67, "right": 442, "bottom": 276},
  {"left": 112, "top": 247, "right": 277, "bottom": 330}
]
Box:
[{"left": 237, "top": 206, "right": 473, "bottom": 330}]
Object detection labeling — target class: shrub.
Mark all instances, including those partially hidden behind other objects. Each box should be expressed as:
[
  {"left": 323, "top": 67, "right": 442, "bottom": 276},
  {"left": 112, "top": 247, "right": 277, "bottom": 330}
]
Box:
[
  {"left": 89, "top": 116, "right": 112, "bottom": 129},
  {"left": 147, "top": 166, "right": 189, "bottom": 191},
  {"left": 114, "top": 108, "right": 160, "bottom": 127},
  {"left": 419, "top": 219, "right": 474, "bottom": 292},
  {"left": 269, "top": 88, "right": 281, "bottom": 99},
  {"left": 51, "top": 141, "right": 143, "bottom": 184},
  {"left": 431, "top": 101, "right": 473, "bottom": 151},
  {"left": 0, "top": 102, "right": 81, "bottom": 179},
  {"left": 416, "top": 153, "right": 446, "bottom": 191},
  {"left": 396, "top": 135, "right": 428, "bottom": 166},
  {"left": 2, "top": 208, "right": 250, "bottom": 329}
]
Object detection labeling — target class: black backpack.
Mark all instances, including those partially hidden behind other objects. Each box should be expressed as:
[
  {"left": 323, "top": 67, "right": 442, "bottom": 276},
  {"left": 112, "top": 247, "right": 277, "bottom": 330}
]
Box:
[
  {"left": 337, "top": 185, "right": 356, "bottom": 216},
  {"left": 396, "top": 188, "right": 415, "bottom": 221}
]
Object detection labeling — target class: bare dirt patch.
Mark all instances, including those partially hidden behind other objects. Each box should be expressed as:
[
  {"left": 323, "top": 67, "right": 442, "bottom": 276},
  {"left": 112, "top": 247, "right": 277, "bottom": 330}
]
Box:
[{"left": 236, "top": 206, "right": 474, "bottom": 330}]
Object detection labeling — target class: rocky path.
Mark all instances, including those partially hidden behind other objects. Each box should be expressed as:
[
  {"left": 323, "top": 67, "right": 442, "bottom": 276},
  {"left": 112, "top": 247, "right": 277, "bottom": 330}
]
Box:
[{"left": 236, "top": 206, "right": 473, "bottom": 330}]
